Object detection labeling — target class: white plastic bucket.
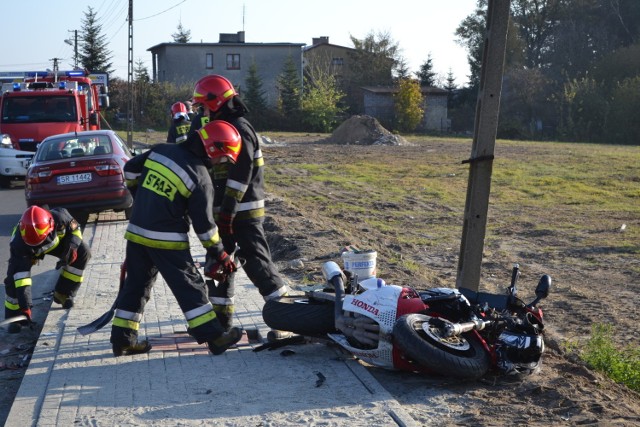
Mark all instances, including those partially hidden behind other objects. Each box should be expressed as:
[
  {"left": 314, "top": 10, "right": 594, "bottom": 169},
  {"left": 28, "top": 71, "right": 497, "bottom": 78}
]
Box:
[{"left": 341, "top": 250, "right": 377, "bottom": 280}]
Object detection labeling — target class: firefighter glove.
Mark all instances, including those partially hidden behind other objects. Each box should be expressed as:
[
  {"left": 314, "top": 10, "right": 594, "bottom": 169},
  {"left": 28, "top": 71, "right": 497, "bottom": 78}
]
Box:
[
  {"left": 204, "top": 251, "right": 237, "bottom": 280},
  {"left": 218, "top": 251, "right": 237, "bottom": 274},
  {"left": 21, "top": 308, "right": 32, "bottom": 322},
  {"left": 218, "top": 212, "right": 234, "bottom": 236}
]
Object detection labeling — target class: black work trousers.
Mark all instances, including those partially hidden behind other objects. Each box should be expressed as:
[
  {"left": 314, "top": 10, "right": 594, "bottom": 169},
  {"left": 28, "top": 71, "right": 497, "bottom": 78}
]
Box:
[
  {"left": 209, "top": 220, "right": 287, "bottom": 304},
  {"left": 54, "top": 240, "right": 92, "bottom": 298},
  {"left": 111, "top": 241, "right": 224, "bottom": 346}
]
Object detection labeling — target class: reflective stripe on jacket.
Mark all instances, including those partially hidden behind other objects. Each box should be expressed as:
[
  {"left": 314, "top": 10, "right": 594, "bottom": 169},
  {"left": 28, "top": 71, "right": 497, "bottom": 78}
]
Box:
[
  {"left": 210, "top": 116, "right": 266, "bottom": 222},
  {"left": 123, "top": 143, "right": 223, "bottom": 251}
]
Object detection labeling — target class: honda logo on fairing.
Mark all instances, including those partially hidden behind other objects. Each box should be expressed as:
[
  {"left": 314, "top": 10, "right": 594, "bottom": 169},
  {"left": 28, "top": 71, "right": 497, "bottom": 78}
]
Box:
[{"left": 350, "top": 298, "right": 379, "bottom": 316}]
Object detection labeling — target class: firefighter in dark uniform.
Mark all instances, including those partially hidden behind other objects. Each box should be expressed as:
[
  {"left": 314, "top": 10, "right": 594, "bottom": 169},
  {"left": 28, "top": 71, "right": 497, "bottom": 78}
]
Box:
[
  {"left": 191, "top": 75, "right": 289, "bottom": 330},
  {"left": 166, "top": 102, "right": 191, "bottom": 144},
  {"left": 189, "top": 104, "right": 210, "bottom": 135},
  {"left": 4, "top": 206, "right": 91, "bottom": 333},
  {"left": 110, "top": 120, "right": 243, "bottom": 356},
  {"left": 184, "top": 100, "right": 196, "bottom": 121}
]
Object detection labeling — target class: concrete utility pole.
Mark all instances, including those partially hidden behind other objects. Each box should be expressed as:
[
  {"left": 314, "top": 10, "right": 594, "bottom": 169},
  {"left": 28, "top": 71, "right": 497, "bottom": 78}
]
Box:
[
  {"left": 456, "top": 0, "right": 511, "bottom": 292},
  {"left": 127, "top": 0, "right": 134, "bottom": 149},
  {"left": 49, "top": 58, "right": 61, "bottom": 80}
]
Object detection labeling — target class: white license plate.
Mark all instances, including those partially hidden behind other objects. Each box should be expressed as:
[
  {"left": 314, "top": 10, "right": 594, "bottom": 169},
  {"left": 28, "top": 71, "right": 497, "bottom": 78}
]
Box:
[{"left": 57, "top": 173, "right": 92, "bottom": 185}]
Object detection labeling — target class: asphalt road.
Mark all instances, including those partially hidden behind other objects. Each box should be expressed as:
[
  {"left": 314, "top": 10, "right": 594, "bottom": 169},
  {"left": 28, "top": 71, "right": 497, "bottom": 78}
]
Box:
[
  {"left": 0, "top": 182, "right": 28, "bottom": 275},
  {"left": 0, "top": 181, "right": 58, "bottom": 427}
]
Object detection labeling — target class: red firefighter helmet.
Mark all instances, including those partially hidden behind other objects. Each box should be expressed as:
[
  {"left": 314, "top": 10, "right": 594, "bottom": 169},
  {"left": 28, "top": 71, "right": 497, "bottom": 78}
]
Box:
[
  {"left": 171, "top": 102, "right": 187, "bottom": 115},
  {"left": 19, "top": 206, "right": 54, "bottom": 246},
  {"left": 197, "top": 120, "right": 242, "bottom": 163},
  {"left": 192, "top": 75, "right": 238, "bottom": 113},
  {"left": 171, "top": 102, "right": 188, "bottom": 120}
]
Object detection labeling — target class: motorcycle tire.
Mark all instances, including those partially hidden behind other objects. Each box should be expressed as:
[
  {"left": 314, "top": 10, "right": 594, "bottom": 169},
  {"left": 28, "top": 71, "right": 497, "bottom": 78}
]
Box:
[
  {"left": 262, "top": 296, "right": 336, "bottom": 336},
  {"left": 393, "top": 313, "right": 490, "bottom": 379}
]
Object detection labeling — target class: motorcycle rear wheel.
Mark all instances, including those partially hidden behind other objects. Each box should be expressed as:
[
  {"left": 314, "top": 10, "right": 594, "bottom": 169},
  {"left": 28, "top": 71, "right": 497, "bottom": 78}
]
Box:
[
  {"left": 393, "top": 313, "right": 490, "bottom": 379},
  {"left": 262, "top": 296, "right": 336, "bottom": 336}
]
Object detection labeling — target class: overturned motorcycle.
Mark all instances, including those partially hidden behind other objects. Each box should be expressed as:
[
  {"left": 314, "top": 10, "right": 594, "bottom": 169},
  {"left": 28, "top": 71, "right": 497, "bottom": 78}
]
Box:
[{"left": 262, "top": 261, "right": 551, "bottom": 379}]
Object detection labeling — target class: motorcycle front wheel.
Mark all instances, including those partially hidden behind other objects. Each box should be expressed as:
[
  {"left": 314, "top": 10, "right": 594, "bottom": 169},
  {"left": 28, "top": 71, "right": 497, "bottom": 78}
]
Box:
[
  {"left": 262, "top": 296, "right": 336, "bottom": 336},
  {"left": 393, "top": 313, "right": 490, "bottom": 379}
]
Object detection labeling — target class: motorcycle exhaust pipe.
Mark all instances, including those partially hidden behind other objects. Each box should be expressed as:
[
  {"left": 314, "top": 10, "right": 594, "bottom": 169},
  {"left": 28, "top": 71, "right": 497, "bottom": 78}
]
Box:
[{"left": 445, "top": 318, "right": 491, "bottom": 337}]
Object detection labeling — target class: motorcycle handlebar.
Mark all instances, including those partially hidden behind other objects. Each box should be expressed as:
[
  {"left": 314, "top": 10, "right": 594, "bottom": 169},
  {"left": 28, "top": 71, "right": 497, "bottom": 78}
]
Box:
[{"left": 323, "top": 261, "right": 346, "bottom": 324}]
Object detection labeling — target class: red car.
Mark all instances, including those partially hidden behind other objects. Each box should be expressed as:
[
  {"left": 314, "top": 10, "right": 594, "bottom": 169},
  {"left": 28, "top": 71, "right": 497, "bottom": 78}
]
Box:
[{"left": 25, "top": 130, "right": 135, "bottom": 222}]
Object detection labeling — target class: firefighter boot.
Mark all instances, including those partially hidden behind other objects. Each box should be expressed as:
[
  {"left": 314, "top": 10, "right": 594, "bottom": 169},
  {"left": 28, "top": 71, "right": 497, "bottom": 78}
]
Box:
[
  {"left": 53, "top": 291, "right": 74, "bottom": 309},
  {"left": 112, "top": 340, "right": 152, "bottom": 357},
  {"left": 212, "top": 304, "right": 234, "bottom": 332},
  {"left": 207, "top": 327, "right": 243, "bottom": 355}
]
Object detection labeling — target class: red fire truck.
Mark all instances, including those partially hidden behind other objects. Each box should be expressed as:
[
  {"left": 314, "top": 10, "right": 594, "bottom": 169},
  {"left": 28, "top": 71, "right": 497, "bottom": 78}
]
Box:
[{"left": 0, "top": 70, "right": 109, "bottom": 152}]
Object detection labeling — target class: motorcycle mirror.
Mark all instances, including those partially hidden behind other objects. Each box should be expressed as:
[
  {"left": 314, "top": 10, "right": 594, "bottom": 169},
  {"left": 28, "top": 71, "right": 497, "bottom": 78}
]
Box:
[
  {"left": 535, "top": 275, "right": 551, "bottom": 300},
  {"left": 507, "top": 263, "right": 520, "bottom": 299}
]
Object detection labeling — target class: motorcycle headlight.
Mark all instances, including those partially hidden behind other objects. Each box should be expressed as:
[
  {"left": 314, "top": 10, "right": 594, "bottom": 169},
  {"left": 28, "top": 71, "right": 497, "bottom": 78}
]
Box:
[{"left": 498, "top": 331, "right": 544, "bottom": 364}]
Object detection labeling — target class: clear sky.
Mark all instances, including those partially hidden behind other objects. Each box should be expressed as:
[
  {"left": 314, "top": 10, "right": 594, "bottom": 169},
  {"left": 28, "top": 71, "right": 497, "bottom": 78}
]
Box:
[{"left": 0, "top": 0, "right": 478, "bottom": 87}]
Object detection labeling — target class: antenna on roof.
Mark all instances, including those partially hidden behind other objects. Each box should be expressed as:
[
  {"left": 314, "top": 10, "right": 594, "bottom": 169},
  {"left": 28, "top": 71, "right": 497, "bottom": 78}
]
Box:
[{"left": 242, "top": 3, "right": 245, "bottom": 31}]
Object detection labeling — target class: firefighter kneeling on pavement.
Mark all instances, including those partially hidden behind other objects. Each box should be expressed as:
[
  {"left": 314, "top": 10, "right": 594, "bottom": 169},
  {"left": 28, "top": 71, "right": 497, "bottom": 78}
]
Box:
[
  {"left": 4, "top": 206, "right": 91, "bottom": 333},
  {"left": 110, "top": 119, "right": 243, "bottom": 357}
]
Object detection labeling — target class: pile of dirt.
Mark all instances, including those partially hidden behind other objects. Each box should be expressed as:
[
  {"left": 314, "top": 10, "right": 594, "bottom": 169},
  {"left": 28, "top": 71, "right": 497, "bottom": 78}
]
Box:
[{"left": 323, "top": 115, "right": 409, "bottom": 146}]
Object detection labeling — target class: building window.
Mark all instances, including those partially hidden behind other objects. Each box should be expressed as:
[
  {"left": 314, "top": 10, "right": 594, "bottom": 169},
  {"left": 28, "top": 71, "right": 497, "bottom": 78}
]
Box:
[
  {"left": 206, "top": 53, "right": 214, "bottom": 69},
  {"left": 332, "top": 57, "right": 344, "bottom": 66},
  {"left": 226, "top": 54, "right": 240, "bottom": 70}
]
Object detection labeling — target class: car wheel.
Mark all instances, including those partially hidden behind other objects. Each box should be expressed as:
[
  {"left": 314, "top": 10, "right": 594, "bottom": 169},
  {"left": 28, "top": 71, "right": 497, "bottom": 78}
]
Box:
[{"left": 0, "top": 175, "right": 11, "bottom": 189}]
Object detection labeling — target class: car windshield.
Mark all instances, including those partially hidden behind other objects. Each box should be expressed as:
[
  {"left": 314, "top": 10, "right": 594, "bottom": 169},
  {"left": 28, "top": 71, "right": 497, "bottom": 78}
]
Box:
[
  {"left": 112, "top": 132, "right": 133, "bottom": 157},
  {"left": 35, "top": 135, "right": 113, "bottom": 161},
  {"left": 1, "top": 95, "right": 77, "bottom": 123}
]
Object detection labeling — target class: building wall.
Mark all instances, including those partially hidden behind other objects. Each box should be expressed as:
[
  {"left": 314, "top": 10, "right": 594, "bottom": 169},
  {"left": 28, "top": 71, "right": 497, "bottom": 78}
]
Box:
[
  {"left": 149, "top": 43, "right": 304, "bottom": 106},
  {"left": 303, "top": 44, "right": 355, "bottom": 84},
  {"left": 423, "top": 95, "right": 449, "bottom": 132},
  {"left": 363, "top": 91, "right": 395, "bottom": 125},
  {"left": 363, "top": 90, "right": 450, "bottom": 131}
]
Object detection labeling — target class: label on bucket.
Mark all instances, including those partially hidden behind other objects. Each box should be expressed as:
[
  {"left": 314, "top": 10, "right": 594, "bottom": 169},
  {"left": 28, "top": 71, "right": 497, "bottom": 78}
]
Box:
[{"left": 342, "top": 250, "right": 377, "bottom": 279}]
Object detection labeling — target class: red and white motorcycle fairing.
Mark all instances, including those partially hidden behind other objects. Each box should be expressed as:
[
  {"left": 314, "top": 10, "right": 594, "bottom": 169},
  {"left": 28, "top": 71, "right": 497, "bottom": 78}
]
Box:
[{"left": 328, "top": 280, "right": 426, "bottom": 370}]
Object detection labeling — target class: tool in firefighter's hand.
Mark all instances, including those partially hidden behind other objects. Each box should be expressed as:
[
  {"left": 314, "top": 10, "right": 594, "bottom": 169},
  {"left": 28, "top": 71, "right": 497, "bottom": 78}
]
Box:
[
  {"left": 76, "top": 260, "right": 126, "bottom": 336},
  {"left": 204, "top": 245, "right": 242, "bottom": 282},
  {"left": 0, "top": 314, "right": 28, "bottom": 328}
]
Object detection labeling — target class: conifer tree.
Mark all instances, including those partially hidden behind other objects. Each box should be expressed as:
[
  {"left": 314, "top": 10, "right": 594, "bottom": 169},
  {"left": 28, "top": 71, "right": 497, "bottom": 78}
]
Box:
[
  {"left": 79, "top": 6, "right": 113, "bottom": 74},
  {"left": 172, "top": 22, "right": 191, "bottom": 43},
  {"left": 415, "top": 53, "right": 437, "bottom": 86},
  {"left": 277, "top": 56, "right": 302, "bottom": 117},
  {"left": 244, "top": 62, "right": 268, "bottom": 112}
]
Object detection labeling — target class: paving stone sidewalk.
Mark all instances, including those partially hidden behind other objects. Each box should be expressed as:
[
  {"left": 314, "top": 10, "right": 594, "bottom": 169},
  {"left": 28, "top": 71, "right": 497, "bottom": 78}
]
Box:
[{"left": 6, "top": 214, "right": 416, "bottom": 426}]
